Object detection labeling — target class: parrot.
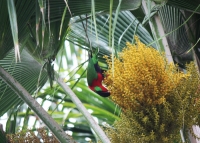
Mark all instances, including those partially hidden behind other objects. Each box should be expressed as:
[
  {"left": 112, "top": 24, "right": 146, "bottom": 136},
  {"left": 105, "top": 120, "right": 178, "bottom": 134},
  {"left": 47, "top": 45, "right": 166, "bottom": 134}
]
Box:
[{"left": 86, "top": 49, "right": 110, "bottom": 97}]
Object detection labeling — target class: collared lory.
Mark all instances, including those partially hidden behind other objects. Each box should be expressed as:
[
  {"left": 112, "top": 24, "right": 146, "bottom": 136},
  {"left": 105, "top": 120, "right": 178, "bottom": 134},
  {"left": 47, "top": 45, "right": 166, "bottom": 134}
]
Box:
[{"left": 87, "top": 50, "right": 110, "bottom": 97}]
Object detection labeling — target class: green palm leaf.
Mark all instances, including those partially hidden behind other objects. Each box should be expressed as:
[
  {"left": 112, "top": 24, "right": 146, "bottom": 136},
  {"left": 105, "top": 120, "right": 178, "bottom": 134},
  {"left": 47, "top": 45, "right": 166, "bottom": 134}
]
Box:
[
  {"left": 0, "top": 50, "right": 48, "bottom": 116},
  {"left": 68, "top": 11, "right": 156, "bottom": 58},
  {"left": 0, "top": 0, "right": 35, "bottom": 60},
  {"left": 167, "top": 0, "right": 200, "bottom": 13},
  {"left": 158, "top": 5, "right": 193, "bottom": 67},
  {"left": 4, "top": 0, "right": 200, "bottom": 142},
  {"left": 1, "top": 0, "right": 142, "bottom": 60}
]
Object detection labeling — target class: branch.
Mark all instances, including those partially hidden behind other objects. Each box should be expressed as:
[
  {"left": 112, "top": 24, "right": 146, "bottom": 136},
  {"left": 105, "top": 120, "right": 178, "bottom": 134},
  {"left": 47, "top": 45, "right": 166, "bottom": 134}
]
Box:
[
  {"left": 142, "top": 0, "right": 173, "bottom": 63},
  {"left": 0, "top": 66, "right": 75, "bottom": 143},
  {"left": 56, "top": 77, "right": 111, "bottom": 143}
]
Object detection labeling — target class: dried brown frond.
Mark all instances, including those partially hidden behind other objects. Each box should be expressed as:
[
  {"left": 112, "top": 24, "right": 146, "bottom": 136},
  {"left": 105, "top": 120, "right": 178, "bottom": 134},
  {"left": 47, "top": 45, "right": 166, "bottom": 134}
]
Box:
[{"left": 7, "top": 127, "right": 60, "bottom": 143}]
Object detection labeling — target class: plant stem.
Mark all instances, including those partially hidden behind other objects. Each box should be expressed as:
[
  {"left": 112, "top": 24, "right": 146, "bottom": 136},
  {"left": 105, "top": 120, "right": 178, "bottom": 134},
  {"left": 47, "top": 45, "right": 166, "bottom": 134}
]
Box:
[
  {"left": 56, "top": 77, "right": 111, "bottom": 143},
  {"left": 0, "top": 66, "right": 75, "bottom": 143}
]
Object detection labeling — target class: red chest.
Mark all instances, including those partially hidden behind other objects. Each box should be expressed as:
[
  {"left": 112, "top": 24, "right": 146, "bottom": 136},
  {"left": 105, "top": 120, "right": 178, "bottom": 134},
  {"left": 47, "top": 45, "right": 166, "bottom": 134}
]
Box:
[{"left": 89, "top": 73, "right": 108, "bottom": 92}]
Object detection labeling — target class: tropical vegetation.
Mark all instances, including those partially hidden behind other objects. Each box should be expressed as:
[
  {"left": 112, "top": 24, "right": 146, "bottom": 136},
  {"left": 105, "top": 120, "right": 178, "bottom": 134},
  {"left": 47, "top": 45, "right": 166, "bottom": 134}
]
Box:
[
  {"left": 0, "top": 0, "right": 200, "bottom": 142},
  {"left": 104, "top": 37, "right": 200, "bottom": 142}
]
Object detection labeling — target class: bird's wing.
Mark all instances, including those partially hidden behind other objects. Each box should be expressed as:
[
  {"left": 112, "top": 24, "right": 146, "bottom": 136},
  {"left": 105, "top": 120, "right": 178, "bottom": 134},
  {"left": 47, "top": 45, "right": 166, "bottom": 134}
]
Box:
[{"left": 87, "top": 58, "right": 98, "bottom": 85}]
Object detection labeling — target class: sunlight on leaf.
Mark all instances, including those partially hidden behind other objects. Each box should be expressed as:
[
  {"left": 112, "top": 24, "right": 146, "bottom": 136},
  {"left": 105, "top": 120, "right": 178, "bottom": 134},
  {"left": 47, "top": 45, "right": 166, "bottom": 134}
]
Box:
[
  {"left": 91, "top": 0, "right": 98, "bottom": 41},
  {"left": 109, "top": 0, "right": 113, "bottom": 48},
  {"left": 7, "top": 0, "right": 20, "bottom": 62},
  {"left": 59, "top": 7, "right": 67, "bottom": 40},
  {"left": 38, "top": 0, "right": 46, "bottom": 51}
]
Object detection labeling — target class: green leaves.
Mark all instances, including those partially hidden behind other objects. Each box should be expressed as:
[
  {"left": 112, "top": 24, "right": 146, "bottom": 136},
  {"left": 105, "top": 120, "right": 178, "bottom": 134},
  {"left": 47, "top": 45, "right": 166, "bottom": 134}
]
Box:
[
  {"left": 7, "top": 0, "right": 20, "bottom": 62},
  {"left": 167, "top": 0, "right": 200, "bottom": 13},
  {"left": 62, "top": 102, "right": 120, "bottom": 123},
  {"left": 6, "top": 108, "right": 18, "bottom": 134},
  {"left": 0, "top": 50, "right": 48, "bottom": 116},
  {"left": 3, "top": 0, "right": 200, "bottom": 142},
  {"left": 68, "top": 11, "right": 155, "bottom": 58},
  {"left": 36, "top": 81, "right": 120, "bottom": 142},
  {"left": 0, "top": 65, "right": 74, "bottom": 142},
  {"left": 0, "top": 0, "right": 34, "bottom": 60},
  {"left": 0, "top": 127, "right": 7, "bottom": 143},
  {"left": 158, "top": 5, "right": 194, "bottom": 65},
  {"left": 67, "top": 0, "right": 141, "bottom": 16}
]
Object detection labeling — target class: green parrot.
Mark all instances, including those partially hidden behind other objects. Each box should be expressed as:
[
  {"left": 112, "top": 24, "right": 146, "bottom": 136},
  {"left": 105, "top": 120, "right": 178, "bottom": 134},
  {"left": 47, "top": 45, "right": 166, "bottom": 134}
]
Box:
[{"left": 86, "top": 49, "right": 110, "bottom": 97}]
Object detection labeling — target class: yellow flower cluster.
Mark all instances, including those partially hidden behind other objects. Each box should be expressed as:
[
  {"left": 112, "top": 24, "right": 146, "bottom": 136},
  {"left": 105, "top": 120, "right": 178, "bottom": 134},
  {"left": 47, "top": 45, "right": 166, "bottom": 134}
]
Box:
[
  {"left": 103, "top": 37, "right": 200, "bottom": 142},
  {"left": 104, "top": 37, "right": 189, "bottom": 111},
  {"left": 104, "top": 110, "right": 181, "bottom": 143},
  {"left": 104, "top": 62, "right": 200, "bottom": 142}
]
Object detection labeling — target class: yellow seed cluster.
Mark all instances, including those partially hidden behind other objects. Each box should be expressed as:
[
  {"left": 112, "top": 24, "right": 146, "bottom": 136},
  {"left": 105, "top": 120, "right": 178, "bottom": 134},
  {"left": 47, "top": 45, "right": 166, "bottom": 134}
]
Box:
[
  {"left": 104, "top": 37, "right": 188, "bottom": 111},
  {"left": 103, "top": 38, "right": 200, "bottom": 142}
]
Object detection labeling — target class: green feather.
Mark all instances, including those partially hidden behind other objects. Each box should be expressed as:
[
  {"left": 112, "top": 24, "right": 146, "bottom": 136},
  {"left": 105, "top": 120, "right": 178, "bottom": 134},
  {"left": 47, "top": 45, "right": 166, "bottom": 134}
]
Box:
[
  {"left": 87, "top": 48, "right": 100, "bottom": 85},
  {"left": 94, "top": 86, "right": 102, "bottom": 92},
  {"left": 87, "top": 55, "right": 98, "bottom": 85}
]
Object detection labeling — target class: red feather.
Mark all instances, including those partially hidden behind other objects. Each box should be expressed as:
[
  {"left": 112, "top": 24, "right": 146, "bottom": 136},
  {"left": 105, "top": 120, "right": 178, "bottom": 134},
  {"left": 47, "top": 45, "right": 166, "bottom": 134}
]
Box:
[{"left": 89, "top": 73, "right": 108, "bottom": 92}]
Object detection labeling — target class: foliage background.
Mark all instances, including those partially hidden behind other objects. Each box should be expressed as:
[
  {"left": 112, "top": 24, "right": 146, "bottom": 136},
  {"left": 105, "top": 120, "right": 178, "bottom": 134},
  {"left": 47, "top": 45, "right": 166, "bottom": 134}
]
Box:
[{"left": 1, "top": 0, "right": 200, "bottom": 142}]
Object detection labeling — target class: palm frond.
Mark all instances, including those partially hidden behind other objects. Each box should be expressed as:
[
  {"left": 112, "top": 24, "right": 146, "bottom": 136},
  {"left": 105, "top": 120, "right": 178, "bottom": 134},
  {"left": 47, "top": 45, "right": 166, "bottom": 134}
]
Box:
[
  {"left": 0, "top": 50, "right": 48, "bottom": 116},
  {"left": 68, "top": 11, "right": 156, "bottom": 59},
  {"left": 0, "top": 0, "right": 35, "bottom": 60},
  {"left": 159, "top": 5, "right": 193, "bottom": 67},
  {"left": 167, "top": 0, "right": 200, "bottom": 13}
]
